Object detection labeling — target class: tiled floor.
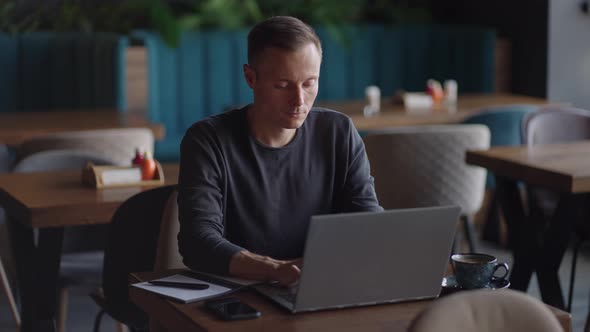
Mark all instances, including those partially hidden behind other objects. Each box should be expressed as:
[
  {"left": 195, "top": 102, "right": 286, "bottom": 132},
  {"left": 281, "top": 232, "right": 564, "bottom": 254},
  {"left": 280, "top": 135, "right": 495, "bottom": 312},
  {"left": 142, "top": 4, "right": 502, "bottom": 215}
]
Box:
[
  {"left": 479, "top": 241, "right": 590, "bottom": 332},
  {"left": 0, "top": 242, "right": 589, "bottom": 332}
]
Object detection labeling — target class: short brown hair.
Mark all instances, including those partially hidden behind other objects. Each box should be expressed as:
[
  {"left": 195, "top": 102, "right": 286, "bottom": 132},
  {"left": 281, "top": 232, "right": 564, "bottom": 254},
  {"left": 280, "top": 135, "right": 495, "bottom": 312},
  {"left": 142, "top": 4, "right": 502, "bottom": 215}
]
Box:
[{"left": 247, "top": 16, "right": 322, "bottom": 67}]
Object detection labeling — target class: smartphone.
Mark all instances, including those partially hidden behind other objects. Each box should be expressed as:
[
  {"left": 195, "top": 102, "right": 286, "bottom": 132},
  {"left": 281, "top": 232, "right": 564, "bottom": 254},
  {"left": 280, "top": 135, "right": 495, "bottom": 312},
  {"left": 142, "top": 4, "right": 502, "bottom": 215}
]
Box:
[{"left": 204, "top": 297, "right": 262, "bottom": 321}]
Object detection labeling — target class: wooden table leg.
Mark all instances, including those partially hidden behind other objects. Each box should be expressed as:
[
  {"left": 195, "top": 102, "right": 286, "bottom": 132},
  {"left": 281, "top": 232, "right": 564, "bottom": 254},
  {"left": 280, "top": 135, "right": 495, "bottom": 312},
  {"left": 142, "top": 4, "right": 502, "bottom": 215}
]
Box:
[{"left": 7, "top": 216, "right": 64, "bottom": 332}]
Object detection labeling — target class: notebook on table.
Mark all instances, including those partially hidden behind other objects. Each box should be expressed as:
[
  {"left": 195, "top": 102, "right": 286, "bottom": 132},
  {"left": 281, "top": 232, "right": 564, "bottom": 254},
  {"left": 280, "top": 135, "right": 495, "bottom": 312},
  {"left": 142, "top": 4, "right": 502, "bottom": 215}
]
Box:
[{"left": 132, "top": 270, "right": 260, "bottom": 304}]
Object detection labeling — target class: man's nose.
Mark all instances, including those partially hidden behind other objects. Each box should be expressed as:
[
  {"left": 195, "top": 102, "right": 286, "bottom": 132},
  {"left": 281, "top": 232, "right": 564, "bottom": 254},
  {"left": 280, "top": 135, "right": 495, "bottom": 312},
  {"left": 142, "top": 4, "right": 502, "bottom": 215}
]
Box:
[{"left": 292, "top": 86, "right": 304, "bottom": 106}]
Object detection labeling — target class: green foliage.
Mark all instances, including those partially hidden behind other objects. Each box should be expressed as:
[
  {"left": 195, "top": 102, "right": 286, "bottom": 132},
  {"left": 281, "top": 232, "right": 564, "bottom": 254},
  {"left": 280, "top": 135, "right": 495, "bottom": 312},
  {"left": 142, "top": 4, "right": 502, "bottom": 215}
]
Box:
[
  {"left": 0, "top": 0, "right": 39, "bottom": 34},
  {"left": 0, "top": 0, "right": 150, "bottom": 35},
  {"left": 148, "top": 0, "right": 181, "bottom": 47},
  {"left": 52, "top": 0, "right": 92, "bottom": 32},
  {"left": 0, "top": 0, "right": 433, "bottom": 47},
  {"left": 191, "top": 0, "right": 263, "bottom": 29},
  {"left": 251, "top": 0, "right": 364, "bottom": 47},
  {"left": 255, "top": 0, "right": 363, "bottom": 24},
  {"left": 362, "top": 0, "right": 432, "bottom": 24}
]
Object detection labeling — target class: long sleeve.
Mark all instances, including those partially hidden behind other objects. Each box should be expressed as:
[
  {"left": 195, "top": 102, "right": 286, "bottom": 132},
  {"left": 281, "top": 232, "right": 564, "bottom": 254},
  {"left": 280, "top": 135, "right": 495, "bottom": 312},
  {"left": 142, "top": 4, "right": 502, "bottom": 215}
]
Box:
[
  {"left": 338, "top": 118, "right": 383, "bottom": 212},
  {"left": 177, "top": 126, "right": 244, "bottom": 275}
]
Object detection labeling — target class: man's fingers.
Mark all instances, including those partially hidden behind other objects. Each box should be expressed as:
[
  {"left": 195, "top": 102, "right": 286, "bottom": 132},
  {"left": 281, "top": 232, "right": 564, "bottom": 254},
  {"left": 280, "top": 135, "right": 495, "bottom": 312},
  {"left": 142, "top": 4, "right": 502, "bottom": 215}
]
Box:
[
  {"left": 284, "top": 258, "right": 303, "bottom": 268},
  {"left": 292, "top": 258, "right": 303, "bottom": 268},
  {"left": 275, "top": 264, "right": 301, "bottom": 287}
]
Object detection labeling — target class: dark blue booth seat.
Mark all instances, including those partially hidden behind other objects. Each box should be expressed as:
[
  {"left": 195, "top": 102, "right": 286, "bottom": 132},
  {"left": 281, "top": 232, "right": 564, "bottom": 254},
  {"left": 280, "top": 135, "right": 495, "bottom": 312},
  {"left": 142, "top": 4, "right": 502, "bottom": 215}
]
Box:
[
  {"left": 0, "top": 32, "right": 128, "bottom": 113},
  {"left": 136, "top": 24, "right": 496, "bottom": 161}
]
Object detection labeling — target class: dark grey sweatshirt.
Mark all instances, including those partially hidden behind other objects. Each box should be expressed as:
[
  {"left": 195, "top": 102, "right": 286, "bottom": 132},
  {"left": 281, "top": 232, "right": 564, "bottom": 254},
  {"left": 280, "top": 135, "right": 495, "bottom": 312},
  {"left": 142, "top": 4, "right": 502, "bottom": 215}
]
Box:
[{"left": 178, "top": 106, "right": 382, "bottom": 274}]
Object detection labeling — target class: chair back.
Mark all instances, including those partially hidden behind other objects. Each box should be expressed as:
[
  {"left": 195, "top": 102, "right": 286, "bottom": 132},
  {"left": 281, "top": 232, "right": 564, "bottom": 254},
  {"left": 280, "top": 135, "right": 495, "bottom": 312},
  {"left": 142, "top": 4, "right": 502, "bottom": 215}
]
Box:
[
  {"left": 16, "top": 128, "right": 154, "bottom": 166},
  {"left": 522, "top": 107, "right": 590, "bottom": 145},
  {"left": 363, "top": 124, "right": 490, "bottom": 214},
  {"left": 462, "top": 104, "right": 537, "bottom": 187},
  {"left": 102, "top": 185, "right": 176, "bottom": 329},
  {"left": 0, "top": 33, "right": 127, "bottom": 113},
  {"left": 408, "top": 289, "right": 563, "bottom": 332},
  {"left": 13, "top": 149, "right": 116, "bottom": 173},
  {"left": 462, "top": 104, "right": 537, "bottom": 146},
  {"left": 522, "top": 107, "right": 590, "bottom": 248},
  {"left": 154, "top": 190, "right": 186, "bottom": 271}
]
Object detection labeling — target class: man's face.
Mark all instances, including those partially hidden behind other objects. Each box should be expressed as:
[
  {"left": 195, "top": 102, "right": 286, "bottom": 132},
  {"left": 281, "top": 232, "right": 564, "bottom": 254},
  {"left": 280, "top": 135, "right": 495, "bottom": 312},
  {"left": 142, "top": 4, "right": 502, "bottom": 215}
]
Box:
[{"left": 244, "top": 43, "right": 321, "bottom": 130}]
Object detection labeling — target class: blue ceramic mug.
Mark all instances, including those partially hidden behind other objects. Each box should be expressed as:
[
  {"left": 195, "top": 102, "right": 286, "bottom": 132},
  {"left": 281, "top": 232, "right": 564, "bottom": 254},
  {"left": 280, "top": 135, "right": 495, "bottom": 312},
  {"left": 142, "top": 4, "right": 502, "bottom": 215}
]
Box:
[{"left": 451, "top": 253, "right": 509, "bottom": 289}]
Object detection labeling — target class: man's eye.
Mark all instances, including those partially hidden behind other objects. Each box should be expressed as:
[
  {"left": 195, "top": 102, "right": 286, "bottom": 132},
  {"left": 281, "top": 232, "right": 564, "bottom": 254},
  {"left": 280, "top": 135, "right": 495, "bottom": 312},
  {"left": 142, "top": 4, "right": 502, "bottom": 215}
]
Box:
[
  {"left": 304, "top": 80, "right": 316, "bottom": 88},
  {"left": 275, "top": 82, "right": 288, "bottom": 89}
]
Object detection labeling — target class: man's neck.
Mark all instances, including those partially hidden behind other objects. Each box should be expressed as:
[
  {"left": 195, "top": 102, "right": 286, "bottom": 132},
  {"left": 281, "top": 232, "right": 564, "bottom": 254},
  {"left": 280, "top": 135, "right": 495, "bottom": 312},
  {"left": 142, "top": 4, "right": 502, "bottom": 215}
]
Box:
[{"left": 247, "top": 106, "right": 296, "bottom": 148}]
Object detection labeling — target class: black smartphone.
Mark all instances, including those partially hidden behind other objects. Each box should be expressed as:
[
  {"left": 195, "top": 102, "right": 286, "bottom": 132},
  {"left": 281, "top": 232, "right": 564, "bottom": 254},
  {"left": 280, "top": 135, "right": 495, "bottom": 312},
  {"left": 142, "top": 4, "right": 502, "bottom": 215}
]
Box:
[{"left": 204, "top": 297, "right": 261, "bottom": 321}]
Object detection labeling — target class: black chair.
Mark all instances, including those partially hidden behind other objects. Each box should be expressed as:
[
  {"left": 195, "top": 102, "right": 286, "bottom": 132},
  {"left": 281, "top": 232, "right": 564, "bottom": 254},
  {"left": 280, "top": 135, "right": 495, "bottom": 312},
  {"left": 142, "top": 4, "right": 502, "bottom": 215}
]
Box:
[
  {"left": 92, "top": 185, "right": 176, "bottom": 332},
  {"left": 0, "top": 144, "right": 14, "bottom": 172}
]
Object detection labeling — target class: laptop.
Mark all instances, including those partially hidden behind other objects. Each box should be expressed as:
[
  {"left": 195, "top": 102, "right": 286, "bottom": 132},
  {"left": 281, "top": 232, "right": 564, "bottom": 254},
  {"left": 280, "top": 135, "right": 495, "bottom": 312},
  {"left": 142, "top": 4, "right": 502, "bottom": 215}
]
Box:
[{"left": 255, "top": 205, "right": 461, "bottom": 313}]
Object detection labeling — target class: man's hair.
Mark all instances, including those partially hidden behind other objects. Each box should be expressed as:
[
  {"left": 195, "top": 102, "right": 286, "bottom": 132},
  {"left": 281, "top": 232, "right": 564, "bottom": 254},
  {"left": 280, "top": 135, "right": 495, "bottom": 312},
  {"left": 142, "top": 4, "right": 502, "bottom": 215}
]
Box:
[{"left": 247, "top": 16, "right": 322, "bottom": 67}]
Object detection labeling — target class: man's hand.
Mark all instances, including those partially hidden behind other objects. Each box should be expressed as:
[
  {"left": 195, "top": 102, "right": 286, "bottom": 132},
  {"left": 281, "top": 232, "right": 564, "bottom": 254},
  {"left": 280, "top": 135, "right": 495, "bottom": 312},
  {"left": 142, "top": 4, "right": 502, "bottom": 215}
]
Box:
[
  {"left": 229, "top": 251, "right": 302, "bottom": 286},
  {"left": 269, "top": 259, "right": 301, "bottom": 287}
]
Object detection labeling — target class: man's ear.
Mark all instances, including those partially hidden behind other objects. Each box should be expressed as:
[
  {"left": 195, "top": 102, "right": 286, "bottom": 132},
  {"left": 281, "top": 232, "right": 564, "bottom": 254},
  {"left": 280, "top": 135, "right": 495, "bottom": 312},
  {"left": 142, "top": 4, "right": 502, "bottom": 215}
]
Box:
[{"left": 243, "top": 64, "right": 256, "bottom": 89}]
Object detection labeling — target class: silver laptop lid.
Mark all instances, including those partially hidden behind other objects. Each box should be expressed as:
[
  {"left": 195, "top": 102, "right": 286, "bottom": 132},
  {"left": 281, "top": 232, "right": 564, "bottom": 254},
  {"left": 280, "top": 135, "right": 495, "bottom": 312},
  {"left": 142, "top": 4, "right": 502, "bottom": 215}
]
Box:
[{"left": 293, "top": 205, "right": 461, "bottom": 312}]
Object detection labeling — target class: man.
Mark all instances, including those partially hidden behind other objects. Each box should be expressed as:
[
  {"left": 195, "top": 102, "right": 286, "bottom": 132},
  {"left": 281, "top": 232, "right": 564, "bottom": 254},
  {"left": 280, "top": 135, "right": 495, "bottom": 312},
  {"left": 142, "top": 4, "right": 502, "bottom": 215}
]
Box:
[{"left": 178, "top": 16, "right": 382, "bottom": 286}]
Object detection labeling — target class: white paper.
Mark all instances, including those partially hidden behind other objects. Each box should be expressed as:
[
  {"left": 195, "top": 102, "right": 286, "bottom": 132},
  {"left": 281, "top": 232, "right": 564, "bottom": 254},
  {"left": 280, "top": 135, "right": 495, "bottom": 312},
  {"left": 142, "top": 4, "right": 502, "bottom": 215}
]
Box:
[
  {"left": 101, "top": 168, "right": 142, "bottom": 185},
  {"left": 190, "top": 270, "right": 260, "bottom": 287},
  {"left": 403, "top": 92, "right": 433, "bottom": 111},
  {"left": 132, "top": 274, "right": 233, "bottom": 303}
]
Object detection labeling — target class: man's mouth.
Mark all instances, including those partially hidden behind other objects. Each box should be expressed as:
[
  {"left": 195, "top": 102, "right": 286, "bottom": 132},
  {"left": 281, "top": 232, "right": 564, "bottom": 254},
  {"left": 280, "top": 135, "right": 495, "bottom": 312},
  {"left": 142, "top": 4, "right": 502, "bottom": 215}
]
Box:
[
  {"left": 286, "top": 111, "right": 305, "bottom": 118},
  {"left": 286, "top": 109, "right": 306, "bottom": 115}
]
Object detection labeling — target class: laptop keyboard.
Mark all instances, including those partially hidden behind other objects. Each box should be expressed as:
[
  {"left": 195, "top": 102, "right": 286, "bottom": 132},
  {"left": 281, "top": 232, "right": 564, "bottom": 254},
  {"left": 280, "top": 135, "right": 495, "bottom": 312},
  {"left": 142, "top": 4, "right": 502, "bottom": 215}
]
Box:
[{"left": 278, "top": 292, "right": 296, "bottom": 303}]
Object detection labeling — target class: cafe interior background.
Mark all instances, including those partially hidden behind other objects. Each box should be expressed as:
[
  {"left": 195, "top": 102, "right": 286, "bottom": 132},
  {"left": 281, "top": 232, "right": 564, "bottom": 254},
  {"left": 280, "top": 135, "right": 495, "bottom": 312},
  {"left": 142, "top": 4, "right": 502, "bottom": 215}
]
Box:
[{"left": 1, "top": 0, "right": 590, "bottom": 331}]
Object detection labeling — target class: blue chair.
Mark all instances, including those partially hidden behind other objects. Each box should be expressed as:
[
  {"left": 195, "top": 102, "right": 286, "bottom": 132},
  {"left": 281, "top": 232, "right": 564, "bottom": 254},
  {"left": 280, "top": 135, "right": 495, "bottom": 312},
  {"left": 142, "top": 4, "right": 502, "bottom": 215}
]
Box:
[
  {"left": 0, "top": 32, "right": 128, "bottom": 113},
  {"left": 461, "top": 104, "right": 538, "bottom": 244},
  {"left": 463, "top": 105, "right": 539, "bottom": 167}
]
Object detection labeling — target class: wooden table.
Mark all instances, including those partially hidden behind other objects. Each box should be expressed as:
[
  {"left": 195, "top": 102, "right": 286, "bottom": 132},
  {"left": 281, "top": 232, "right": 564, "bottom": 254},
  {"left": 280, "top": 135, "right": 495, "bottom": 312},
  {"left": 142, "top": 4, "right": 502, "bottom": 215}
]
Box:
[
  {"left": 0, "top": 110, "right": 165, "bottom": 146},
  {"left": 129, "top": 270, "right": 572, "bottom": 332},
  {"left": 318, "top": 93, "right": 551, "bottom": 131},
  {"left": 466, "top": 141, "right": 590, "bottom": 310},
  {"left": 0, "top": 164, "right": 178, "bottom": 332}
]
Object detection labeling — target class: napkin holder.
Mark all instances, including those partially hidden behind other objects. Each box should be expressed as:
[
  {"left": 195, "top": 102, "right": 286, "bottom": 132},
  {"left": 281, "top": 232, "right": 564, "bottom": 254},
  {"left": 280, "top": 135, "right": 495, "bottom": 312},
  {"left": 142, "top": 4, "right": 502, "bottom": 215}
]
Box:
[{"left": 82, "top": 162, "right": 165, "bottom": 188}]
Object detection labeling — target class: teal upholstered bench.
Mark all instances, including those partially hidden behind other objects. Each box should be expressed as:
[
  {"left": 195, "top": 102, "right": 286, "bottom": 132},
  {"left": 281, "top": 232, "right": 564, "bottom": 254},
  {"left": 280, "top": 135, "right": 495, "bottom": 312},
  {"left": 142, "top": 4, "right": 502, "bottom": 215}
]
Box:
[
  {"left": 136, "top": 24, "right": 495, "bottom": 161},
  {"left": 0, "top": 32, "right": 128, "bottom": 113}
]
